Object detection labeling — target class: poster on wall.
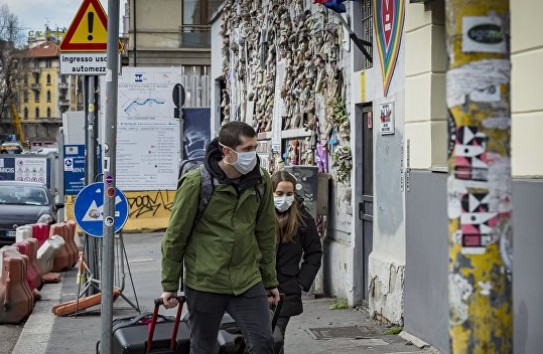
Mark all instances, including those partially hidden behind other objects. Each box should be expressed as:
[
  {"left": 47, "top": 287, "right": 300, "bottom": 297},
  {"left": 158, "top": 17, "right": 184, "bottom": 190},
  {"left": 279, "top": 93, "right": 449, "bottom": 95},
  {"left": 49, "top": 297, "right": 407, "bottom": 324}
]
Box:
[
  {"left": 379, "top": 102, "right": 395, "bottom": 135},
  {"left": 117, "top": 67, "right": 182, "bottom": 191},
  {"left": 183, "top": 108, "right": 211, "bottom": 161}
]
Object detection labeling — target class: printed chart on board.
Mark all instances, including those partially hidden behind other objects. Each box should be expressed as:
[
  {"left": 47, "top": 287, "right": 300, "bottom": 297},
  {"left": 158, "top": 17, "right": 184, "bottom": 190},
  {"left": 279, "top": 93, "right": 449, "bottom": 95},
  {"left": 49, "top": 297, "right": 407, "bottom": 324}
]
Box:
[{"left": 116, "top": 67, "right": 182, "bottom": 191}]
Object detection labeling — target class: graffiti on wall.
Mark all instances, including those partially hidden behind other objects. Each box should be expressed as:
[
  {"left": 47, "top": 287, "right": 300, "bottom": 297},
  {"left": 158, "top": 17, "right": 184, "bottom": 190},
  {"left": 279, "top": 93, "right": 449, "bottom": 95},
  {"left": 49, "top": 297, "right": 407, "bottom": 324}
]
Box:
[{"left": 127, "top": 190, "right": 174, "bottom": 219}]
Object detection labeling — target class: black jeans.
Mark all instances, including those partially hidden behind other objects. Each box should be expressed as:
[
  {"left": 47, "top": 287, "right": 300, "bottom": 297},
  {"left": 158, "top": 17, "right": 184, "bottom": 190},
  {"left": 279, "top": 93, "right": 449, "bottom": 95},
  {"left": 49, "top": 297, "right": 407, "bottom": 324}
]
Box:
[{"left": 185, "top": 282, "right": 274, "bottom": 354}]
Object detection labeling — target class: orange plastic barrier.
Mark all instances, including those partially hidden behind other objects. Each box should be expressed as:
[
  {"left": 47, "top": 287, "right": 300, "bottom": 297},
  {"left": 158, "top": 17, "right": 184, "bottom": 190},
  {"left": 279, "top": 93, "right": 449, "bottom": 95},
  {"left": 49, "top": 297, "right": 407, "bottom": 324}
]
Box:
[{"left": 0, "top": 253, "right": 34, "bottom": 324}]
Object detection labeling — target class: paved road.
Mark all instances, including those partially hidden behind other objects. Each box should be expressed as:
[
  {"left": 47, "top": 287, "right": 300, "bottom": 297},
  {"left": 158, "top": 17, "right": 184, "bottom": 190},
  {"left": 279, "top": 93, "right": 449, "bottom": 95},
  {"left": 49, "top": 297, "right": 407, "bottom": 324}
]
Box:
[{"left": 7, "top": 233, "right": 437, "bottom": 354}]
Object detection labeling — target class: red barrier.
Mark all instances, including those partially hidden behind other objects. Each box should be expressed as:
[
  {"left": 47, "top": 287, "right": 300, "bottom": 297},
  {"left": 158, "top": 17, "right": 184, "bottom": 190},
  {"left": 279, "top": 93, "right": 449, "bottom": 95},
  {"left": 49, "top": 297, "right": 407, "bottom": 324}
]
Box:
[
  {"left": 0, "top": 253, "right": 34, "bottom": 324},
  {"left": 30, "top": 223, "right": 50, "bottom": 249},
  {"left": 13, "top": 241, "right": 41, "bottom": 291}
]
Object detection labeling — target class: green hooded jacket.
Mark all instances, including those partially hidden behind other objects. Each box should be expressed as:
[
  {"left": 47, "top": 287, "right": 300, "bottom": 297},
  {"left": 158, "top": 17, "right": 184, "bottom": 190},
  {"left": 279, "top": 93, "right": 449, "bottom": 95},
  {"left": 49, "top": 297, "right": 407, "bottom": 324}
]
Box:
[{"left": 161, "top": 165, "right": 278, "bottom": 295}]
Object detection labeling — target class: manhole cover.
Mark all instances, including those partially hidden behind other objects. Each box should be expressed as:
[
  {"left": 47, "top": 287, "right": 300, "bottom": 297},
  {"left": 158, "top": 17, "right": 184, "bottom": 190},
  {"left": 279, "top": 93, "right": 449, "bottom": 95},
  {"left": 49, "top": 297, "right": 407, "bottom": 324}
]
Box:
[{"left": 308, "top": 326, "right": 375, "bottom": 340}]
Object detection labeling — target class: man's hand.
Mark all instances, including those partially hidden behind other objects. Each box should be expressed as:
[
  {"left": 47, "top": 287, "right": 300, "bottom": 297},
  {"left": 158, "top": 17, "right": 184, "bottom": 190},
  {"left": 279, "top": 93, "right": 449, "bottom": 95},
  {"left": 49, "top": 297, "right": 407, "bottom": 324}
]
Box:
[
  {"left": 266, "top": 287, "right": 280, "bottom": 306},
  {"left": 160, "top": 291, "right": 179, "bottom": 309}
]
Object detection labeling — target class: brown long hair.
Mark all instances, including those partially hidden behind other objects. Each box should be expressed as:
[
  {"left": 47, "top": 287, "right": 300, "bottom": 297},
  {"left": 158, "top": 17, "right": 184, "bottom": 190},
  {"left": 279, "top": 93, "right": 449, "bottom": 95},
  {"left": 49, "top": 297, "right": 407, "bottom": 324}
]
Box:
[{"left": 271, "top": 171, "right": 305, "bottom": 244}]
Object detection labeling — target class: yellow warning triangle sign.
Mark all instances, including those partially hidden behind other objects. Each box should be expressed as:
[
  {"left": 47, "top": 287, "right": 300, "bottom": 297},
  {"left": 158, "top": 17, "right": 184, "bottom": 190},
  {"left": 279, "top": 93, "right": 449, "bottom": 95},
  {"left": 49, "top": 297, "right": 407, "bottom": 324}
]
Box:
[{"left": 60, "top": 0, "right": 122, "bottom": 52}]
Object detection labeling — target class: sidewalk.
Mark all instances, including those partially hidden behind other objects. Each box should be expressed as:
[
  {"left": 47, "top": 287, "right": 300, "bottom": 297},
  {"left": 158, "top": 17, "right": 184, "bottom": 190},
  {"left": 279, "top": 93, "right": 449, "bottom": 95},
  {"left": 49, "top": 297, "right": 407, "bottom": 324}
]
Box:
[{"left": 10, "top": 233, "right": 437, "bottom": 354}]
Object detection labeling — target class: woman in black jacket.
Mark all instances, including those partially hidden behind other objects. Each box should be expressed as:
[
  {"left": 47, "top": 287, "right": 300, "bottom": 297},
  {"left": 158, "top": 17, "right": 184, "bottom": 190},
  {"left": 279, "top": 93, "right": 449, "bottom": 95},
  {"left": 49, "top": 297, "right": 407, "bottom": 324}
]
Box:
[{"left": 271, "top": 171, "right": 323, "bottom": 351}]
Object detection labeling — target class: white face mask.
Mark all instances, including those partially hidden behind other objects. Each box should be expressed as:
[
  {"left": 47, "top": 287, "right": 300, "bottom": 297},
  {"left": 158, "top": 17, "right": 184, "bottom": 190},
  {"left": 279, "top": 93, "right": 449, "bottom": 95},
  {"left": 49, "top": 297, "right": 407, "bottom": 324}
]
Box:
[
  {"left": 274, "top": 195, "right": 295, "bottom": 212},
  {"left": 222, "top": 144, "right": 258, "bottom": 175}
]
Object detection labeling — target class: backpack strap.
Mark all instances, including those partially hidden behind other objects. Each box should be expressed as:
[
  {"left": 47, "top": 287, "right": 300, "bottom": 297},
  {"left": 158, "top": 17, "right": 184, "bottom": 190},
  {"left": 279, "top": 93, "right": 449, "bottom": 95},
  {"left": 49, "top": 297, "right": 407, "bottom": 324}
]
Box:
[{"left": 196, "top": 165, "right": 214, "bottom": 222}]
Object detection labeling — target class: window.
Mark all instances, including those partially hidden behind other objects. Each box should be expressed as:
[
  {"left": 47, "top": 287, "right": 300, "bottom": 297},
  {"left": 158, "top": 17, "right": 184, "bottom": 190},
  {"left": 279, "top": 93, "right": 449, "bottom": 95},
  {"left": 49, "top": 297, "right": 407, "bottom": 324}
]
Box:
[
  {"left": 360, "top": 0, "right": 373, "bottom": 70},
  {"left": 46, "top": 60, "right": 52, "bottom": 68},
  {"left": 34, "top": 91, "right": 39, "bottom": 102},
  {"left": 24, "top": 108, "right": 28, "bottom": 120},
  {"left": 47, "top": 91, "right": 51, "bottom": 102},
  {"left": 46, "top": 74, "right": 51, "bottom": 85},
  {"left": 182, "top": 0, "right": 221, "bottom": 25},
  {"left": 23, "top": 75, "right": 28, "bottom": 85},
  {"left": 47, "top": 107, "right": 51, "bottom": 118},
  {"left": 35, "top": 108, "right": 39, "bottom": 119},
  {"left": 23, "top": 91, "right": 28, "bottom": 103}
]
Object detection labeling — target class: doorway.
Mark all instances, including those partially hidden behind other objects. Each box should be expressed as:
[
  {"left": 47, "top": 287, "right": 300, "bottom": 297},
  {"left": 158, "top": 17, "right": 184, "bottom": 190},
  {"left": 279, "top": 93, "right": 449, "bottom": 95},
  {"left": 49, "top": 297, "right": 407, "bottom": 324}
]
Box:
[{"left": 356, "top": 103, "right": 374, "bottom": 303}]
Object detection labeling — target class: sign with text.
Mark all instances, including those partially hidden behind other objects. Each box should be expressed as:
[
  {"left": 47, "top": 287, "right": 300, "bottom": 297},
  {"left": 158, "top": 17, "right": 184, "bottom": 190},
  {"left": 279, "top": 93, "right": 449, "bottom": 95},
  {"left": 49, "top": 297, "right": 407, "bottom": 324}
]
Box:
[
  {"left": 379, "top": 102, "right": 395, "bottom": 135},
  {"left": 64, "top": 144, "right": 102, "bottom": 195},
  {"left": 0, "top": 156, "right": 50, "bottom": 187},
  {"left": 60, "top": 52, "right": 120, "bottom": 75},
  {"left": 116, "top": 67, "right": 182, "bottom": 191}
]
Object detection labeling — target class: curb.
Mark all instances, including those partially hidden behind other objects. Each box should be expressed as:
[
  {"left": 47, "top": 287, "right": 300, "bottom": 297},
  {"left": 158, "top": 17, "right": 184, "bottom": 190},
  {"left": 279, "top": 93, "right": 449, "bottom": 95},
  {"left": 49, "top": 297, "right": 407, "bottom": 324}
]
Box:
[{"left": 11, "top": 281, "right": 63, "bottom": 354}]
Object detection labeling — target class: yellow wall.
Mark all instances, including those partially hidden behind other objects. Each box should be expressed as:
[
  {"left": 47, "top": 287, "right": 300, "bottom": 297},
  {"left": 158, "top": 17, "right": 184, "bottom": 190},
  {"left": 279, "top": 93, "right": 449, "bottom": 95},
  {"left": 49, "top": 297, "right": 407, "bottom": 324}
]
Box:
[
  {"left": 65, "top": 190, "right": 176, "bottom": 234},
  {"left": 405, "top": 1, "right": 447, "bottom": 170},
  {"left": 21, "top": 60, "right": 60, "bottom": 121},
  {"left": 511, "top": 0, "right": 543, "bottom": 177}
]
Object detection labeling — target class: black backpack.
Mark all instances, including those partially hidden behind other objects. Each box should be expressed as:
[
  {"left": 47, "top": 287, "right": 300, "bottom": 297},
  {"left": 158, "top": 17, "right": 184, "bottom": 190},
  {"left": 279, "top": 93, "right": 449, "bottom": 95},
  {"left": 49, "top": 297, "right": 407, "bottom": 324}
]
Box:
[{"left": 178, "top": 159, "right": 266, "bottom": 223}]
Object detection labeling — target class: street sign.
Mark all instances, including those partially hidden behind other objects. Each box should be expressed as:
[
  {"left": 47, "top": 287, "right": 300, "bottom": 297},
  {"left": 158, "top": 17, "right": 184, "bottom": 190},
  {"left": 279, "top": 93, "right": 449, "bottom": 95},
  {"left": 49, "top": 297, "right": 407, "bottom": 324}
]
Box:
[
  {"left": 74, "top": 182, "right": 129, "bottom": 237},
  {"left": 0, "top": 156, "right": 51, "bottom": 187},
  {"left": 59, "top": 0, "right": 122, "bottom": 52},
  {"left": 64, "top": 144, "right": 102, "bottom": 195},
  {"left": 60, "top": 52, "right": 120, "bottom": 76}
]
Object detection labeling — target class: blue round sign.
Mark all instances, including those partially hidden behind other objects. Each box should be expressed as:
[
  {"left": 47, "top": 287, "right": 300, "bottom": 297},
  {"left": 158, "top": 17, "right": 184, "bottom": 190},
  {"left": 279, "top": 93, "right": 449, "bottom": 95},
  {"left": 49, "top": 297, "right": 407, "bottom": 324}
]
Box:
[{"left": 74, "top": 182, "right": 129, "bottom": 238}]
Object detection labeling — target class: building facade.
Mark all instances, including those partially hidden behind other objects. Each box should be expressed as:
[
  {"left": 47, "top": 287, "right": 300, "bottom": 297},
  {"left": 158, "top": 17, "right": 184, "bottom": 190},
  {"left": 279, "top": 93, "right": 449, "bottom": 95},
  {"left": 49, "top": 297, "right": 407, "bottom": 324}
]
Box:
[
  {"left": 17, "top": 40, "right": 83, "bottom": 147},
  {"left": 124, "top": 0, "right": 220, "bottom": 107},
  {"left": 211, "top": 0, "right": 542, "bottom": 352}
]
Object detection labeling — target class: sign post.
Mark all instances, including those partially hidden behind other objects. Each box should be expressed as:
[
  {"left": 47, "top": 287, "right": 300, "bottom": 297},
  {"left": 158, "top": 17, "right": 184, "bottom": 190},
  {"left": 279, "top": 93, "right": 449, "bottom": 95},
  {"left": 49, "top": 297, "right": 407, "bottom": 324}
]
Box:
[{"left": 102, "top": 0, "right": 121, "bottom": 351}]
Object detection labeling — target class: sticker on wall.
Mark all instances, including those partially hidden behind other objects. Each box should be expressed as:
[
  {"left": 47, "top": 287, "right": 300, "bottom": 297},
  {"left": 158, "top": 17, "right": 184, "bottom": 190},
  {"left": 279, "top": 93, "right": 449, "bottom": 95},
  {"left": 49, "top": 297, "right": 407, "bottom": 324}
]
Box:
[
  {"left": 462, "top": 16, "right": 506, "bottom": 54},
  {"left": 373, "top": 0, "right": 405, "bottom": 96},
  {"left": 379, "top": 102, "right": 395, "bottom": 135}
]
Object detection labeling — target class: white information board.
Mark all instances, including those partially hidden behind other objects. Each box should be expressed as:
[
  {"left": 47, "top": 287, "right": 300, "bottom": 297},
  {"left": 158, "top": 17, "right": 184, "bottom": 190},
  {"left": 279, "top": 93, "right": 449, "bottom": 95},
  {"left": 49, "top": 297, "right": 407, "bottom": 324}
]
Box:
[{"left": 116, "top": 67, "right": 182, "bottom": 191}]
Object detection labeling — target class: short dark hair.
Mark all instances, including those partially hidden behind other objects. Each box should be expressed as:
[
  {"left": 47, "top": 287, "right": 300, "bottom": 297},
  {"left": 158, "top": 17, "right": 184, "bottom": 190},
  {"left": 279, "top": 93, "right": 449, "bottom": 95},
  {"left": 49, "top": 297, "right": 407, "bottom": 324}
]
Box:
[{"left": 219, "top": 121, "right": 257, "bottom": 149}]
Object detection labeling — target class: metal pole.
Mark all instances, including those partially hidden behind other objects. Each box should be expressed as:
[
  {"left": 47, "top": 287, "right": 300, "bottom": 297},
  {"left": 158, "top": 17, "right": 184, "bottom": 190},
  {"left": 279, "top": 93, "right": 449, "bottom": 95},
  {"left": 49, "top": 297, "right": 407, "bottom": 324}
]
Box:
[
  {"left": 446, "top": 1, "right": 512, "bottom": 353},
  {"left": 87, "top": 75, "right": 99, "bottom": 295},
  {"left": 57, "top": 128, "right": 65, "bottom": 222},
  {"left": 101, "top": 0, "right": 120, "bottom": 352}
]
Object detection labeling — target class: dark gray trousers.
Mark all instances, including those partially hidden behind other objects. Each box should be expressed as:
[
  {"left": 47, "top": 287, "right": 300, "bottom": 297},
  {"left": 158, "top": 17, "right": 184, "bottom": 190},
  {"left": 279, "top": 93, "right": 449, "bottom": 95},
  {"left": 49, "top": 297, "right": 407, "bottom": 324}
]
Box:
[{"left": 185, "top": 282, "right": 274, "bottom": 354}]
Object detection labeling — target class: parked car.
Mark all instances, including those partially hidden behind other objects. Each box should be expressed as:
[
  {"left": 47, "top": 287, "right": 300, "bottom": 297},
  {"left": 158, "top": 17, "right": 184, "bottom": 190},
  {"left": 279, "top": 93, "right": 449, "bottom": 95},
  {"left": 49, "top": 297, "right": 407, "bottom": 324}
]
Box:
[
  {"left": 0, "top": 181, "right": 64, "bottom": 246},
  {"left": 0, "top": 141, "right": 23, "bottom": 154}
]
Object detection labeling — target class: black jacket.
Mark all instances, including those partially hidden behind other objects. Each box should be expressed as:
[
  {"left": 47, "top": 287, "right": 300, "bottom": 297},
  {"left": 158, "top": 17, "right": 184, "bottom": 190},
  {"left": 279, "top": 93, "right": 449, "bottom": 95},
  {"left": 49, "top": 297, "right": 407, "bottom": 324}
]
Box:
[{"left": 276, "top": 207, "right": 323, "bottom": 317}]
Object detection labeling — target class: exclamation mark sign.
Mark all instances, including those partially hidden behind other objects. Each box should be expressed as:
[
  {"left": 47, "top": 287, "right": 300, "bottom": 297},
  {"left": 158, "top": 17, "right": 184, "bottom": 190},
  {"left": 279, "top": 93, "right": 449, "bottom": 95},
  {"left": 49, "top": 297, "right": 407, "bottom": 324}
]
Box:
[{"left": 87, "top": 12, "right": 94, "bottom": 41}]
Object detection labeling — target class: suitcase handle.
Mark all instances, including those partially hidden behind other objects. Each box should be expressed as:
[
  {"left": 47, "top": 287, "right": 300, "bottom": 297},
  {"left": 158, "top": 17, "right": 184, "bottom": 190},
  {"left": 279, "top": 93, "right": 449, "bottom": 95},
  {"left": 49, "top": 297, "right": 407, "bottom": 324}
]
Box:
[
  {"left": 146, "top": 296, "right": 185, "bottom": 353},
  {"left": 271, "top": 294, "right": 285, "bottom": 331}
]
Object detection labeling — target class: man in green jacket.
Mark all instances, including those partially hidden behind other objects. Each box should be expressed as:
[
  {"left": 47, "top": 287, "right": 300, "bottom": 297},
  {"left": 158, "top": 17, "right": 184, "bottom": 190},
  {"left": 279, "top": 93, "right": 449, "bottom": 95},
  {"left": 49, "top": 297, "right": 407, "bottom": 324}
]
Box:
[{"left": 161, "top": 121, "right": 280, "bottom": 354}]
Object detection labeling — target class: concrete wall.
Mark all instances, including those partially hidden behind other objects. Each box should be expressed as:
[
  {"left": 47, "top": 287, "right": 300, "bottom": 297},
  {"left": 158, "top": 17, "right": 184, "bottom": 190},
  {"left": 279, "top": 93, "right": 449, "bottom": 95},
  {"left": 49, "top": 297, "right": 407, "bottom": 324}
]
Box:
[
  {"left": 404, "top": 172, "right": 543, "bottom": 354},
  {"left": 130, "top": 0, "right": 182, "bottom": 49},
  {"left": 349, "top": 1, "right": 407, "bottom": 324}
]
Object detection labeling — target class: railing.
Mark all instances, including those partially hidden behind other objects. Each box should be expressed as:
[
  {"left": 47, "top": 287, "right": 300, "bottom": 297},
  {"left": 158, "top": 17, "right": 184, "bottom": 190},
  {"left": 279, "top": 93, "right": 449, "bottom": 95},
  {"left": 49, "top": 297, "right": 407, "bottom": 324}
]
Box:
[
  {"left": 181, "top": 66, "right": 211, "bottom": 108},
  {"left": 59, "top": 100, "right": 70, "bottom": 106},
  {"left": 31, "top": 67, "right": 40, "bottom": 74},
  {"left": 179, "top": 25, "right": 211, "bottom": 48},
  {"left": 31, "top": 83, "right": 40, "bottom": 91}
]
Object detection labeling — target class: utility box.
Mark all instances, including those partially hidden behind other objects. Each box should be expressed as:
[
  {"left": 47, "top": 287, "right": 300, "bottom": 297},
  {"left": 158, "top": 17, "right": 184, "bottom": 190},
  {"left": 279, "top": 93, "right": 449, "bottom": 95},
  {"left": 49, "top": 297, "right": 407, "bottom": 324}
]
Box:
[{"left": 284, "top": 165, "right": 319, "bottom": 219}]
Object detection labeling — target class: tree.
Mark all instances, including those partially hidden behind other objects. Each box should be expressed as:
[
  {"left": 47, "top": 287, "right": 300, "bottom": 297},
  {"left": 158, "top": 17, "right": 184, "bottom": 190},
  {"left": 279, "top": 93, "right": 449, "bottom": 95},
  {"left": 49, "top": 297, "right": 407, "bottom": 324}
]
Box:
[{"left": 0, "top": 4, "right": 24, "bottom": 132}]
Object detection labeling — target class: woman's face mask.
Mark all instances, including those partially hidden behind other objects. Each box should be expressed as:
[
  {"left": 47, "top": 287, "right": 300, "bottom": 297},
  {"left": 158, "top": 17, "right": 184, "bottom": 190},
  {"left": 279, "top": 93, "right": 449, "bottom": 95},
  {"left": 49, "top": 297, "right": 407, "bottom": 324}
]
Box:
[{"left": 274, "top": 195, "right": 295, "bottom": 212}]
